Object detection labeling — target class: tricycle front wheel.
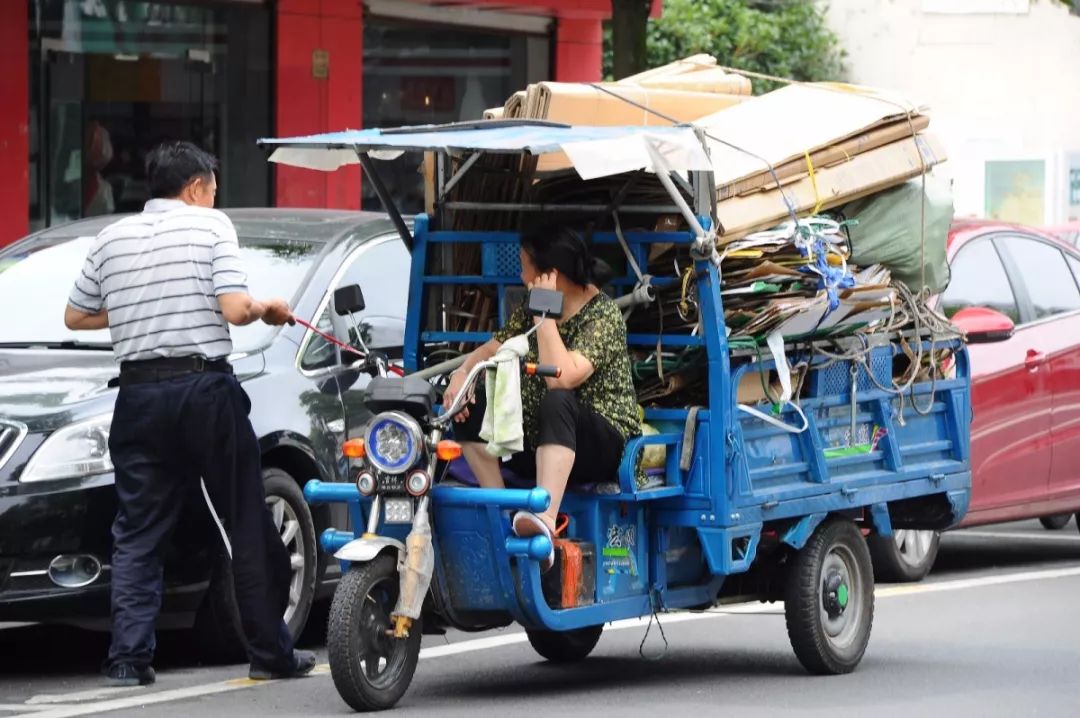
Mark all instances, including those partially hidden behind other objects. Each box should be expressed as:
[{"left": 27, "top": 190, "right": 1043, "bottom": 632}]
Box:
[
  {"left": 525, "top": 625, "right": 603, "bottom": 663},
  {"left": 327, "top": 554, "right": 422, "bottom": 712},
  {"left": 785, "top": 518, "right": 874, "bottom": 675}
]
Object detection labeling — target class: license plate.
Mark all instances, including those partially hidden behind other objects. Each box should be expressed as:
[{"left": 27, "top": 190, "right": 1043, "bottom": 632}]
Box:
[{"left": 383, "top": 497, "right": 414, "bottom": 524}]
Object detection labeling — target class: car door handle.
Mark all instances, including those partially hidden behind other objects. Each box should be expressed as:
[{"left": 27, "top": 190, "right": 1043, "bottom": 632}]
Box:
[{"left": 1025, "top": 349, "right": 1047, "bottom": 371}]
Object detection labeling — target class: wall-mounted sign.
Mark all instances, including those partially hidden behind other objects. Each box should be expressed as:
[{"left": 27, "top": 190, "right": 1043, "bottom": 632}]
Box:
[
  {"left": 985, "top": 159, "right": 1046, "bottom": 225},
  {"left": 312, "top": 49, "right": 329, "bottom": 80}
]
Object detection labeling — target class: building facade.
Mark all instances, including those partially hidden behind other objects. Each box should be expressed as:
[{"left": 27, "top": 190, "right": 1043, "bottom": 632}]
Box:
[
  {"left": 826, "top": 0, "right": 1080, "bottom": 225},
  {"left": 0, "top": 0, "right": 649, "bottom": 246}
]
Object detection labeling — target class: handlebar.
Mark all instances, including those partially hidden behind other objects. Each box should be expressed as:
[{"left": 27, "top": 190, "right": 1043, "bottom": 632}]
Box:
[
  {"left": 525, "top": 363, "right": 562, "bottom": 379},
  {"left": 433, "top": 360, "right": 495, "bottom": 427},
  {"left": 434, "top": 357, "right": 563, "bottom": 427}
]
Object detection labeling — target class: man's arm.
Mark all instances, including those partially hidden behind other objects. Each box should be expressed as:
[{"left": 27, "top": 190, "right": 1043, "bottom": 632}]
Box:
[
  {"left": 218, "top": 293, "right": 293, "bottom": 327},
  {"left": 66, "top": 244, "right": 106, "bottom": 331},
  {"left": 64, "top": 305, "right": 109, "bottom": 331}
]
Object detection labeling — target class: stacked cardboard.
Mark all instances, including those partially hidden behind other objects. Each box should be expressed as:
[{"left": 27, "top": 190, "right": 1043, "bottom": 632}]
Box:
[
  {"left": 486, "top": 55, "right": 751, "bottom": 125},
  {"left": 451, "top": 57, "right": 952, "bottom": 357}
]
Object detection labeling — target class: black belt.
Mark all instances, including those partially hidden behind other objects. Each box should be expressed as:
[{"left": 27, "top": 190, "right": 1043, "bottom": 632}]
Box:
[{"left": 118, "top": 356, "right": 233, "bottom": 386}]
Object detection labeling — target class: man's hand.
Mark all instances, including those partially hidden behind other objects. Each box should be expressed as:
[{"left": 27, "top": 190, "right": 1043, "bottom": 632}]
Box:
[
  {"left": 261, "top": 298, "right": 295, "bottom": 327},
  {"left": 219, "top": 293, "right": 294, "bottom": 326}
]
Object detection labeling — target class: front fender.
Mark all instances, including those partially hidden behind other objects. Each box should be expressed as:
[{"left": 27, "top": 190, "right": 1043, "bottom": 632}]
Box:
[{"left": 334, "top": 535, "right": 405, "bottom": 563}]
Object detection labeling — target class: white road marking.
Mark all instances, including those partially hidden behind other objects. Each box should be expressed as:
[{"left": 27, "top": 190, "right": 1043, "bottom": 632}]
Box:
[
  {"left": 877, "top": 565, "right": 1080, "bottom": 597},
  {"left": 26, "top": 687, "right": 142, "bottom": 705},
  {"left": 950, "top": 530, "right": 1080, "bottom": 543},
  {"left": 0, "top": 705, "right": 78, "bottom": 712},
  {"left": 17, "top": 564, "right": 1080, "bottom": 718},
  {"left": 18, "top": 679, "right": 261, "bottom": 718}
]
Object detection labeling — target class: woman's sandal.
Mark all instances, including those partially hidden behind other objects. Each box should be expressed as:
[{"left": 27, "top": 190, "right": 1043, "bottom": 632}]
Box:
[{"left": 512, "top": 512, "right": 557, "bottom": 573}]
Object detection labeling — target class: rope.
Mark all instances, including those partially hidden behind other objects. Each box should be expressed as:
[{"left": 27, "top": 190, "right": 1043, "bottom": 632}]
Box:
[
  {"left": 294, "top": 316, "right": 406, "bottom": 377},
  {"left": 639, "top": 602, "right": 670, "bottom": 661},
  {"left": 686, "top": 62, "right": 932, "bottom": 291},
  {"left": 592, "top": 67, "right": 931, "bottom": 291},
  {"left": 586, "top": 82, "right": 799, "bottom": 229}
]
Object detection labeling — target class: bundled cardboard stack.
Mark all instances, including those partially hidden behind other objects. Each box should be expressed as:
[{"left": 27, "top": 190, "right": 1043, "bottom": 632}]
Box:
[
  {"left": 451, "top": 57, "right": 953, "bottom": 357},
  {"left": 484, "top": 54, "right": 751, "bottom": 124}
]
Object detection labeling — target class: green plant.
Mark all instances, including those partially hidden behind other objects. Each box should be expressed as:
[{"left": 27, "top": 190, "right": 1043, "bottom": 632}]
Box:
[{"left": 605, "top": 0, "right": 846, "bottom": 92}]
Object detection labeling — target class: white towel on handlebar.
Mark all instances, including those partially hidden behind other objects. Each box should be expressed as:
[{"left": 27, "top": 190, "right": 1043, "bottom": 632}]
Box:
[{"left": 480, "top": 334, "right": 529, "bottom": 458}]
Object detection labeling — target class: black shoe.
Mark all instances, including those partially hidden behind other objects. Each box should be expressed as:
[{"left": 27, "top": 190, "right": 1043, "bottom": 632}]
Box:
[
  {"left": 248, "top": 649, "right": 317, "bottom": 681},
  {"left": 105, "top": 663, "right": 156, "bottom": 687}
]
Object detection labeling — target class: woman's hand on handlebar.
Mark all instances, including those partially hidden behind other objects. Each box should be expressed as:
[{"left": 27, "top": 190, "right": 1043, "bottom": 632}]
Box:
[{"left": 443, "top": 370, "right": 473, "bottom": 423}]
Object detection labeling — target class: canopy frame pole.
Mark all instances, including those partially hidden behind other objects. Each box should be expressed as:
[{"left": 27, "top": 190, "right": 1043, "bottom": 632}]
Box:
[
  {"left": 690, "top": 128, "right": 719, "bottom": 233},
  {"left": 439, "top": 151, "right": 484, "bottom": 202},
  {"left": 355, "top": 147, "right": 414, "bottom": 251},
  {"left": 642, "top": 139, "right": 720, "bottom": 265}
]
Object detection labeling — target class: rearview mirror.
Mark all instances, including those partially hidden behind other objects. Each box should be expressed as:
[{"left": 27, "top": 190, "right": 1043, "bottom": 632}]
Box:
[
  {"left": 334, "top": 284, "right": 366, "bottom": 316},
  {"left": 952, "top": 307, "right": 1015, "bottom": 344},
  {"left": 528, "top": 288, "right": 563, "bottom": 319}
]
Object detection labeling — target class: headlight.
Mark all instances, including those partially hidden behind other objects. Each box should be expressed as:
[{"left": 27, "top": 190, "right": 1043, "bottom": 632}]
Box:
[
  {"left": 365, "top": 412, "right": 422, "bottom": 475},
  {"left": 21, "top": 413, "right": 113, "bottom": 483}
]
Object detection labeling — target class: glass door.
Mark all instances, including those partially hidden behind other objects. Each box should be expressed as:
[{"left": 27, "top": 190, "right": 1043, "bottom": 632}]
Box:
[{"left": 33, "top": 0, "right": 226, "bottom": 224}]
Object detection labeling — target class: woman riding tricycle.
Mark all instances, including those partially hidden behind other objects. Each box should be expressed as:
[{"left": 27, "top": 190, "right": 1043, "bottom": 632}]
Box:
[{"left": 263, "top": 121, "right": 974, "bottom": 712}]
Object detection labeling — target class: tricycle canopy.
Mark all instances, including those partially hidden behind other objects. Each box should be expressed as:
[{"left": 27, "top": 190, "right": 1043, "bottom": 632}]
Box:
[{"left": 259, "top": 121, "right": 712, "bottom": 178}]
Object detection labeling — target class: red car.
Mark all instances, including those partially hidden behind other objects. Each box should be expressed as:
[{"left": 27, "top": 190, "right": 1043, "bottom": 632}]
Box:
[
  {"left": 1046, "top": 220, "right": 1080, "bottom": 249},
  {"left": 870, "top": 220, "right": 1080, "bottom": 581}
]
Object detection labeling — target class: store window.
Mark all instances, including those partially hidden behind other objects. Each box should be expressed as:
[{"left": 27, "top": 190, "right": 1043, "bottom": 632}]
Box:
[
  {"left": 362, "top": 20, "right": 548, "bottom": 214},
  {"left": 28, "top": 0, "right": 271, "bottom": 230}
]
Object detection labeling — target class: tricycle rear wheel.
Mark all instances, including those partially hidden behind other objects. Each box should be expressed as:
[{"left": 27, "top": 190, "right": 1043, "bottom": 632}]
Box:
[
  {"left": 785, "top": 518, "right": 874, "bottom": 675},
  {"left": 525, "top": 625, "right": 604, "bottom": 663},
  {"left": 327, "top": 554, "right": 422, "bottom": 712}
]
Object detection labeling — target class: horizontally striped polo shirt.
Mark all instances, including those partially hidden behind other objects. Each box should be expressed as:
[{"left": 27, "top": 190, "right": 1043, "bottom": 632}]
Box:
[{"left": 67, "top": 198, "right": 249, "bottom": 363}]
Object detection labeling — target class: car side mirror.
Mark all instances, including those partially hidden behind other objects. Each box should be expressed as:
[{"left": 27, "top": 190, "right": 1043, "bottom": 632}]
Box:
[
  {"left": 528, "top": 288, "right": 563, "bottom": 319},
  {"left": 334, "top": 284, "right": 366, "bottom": 316},
  {"left": 952, "top": 306, "right": 1015, "bottom": 344}
]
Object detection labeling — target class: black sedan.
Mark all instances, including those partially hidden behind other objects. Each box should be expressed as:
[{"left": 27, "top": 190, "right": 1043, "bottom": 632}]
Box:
[{"left": 0, "top": 209, "right": 411, "bottom": 659}]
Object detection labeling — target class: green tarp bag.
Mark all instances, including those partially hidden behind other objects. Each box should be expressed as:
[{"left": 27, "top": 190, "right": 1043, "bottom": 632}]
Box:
[{"left": 840, "top": 173, "right": 954, "bottom": 294}]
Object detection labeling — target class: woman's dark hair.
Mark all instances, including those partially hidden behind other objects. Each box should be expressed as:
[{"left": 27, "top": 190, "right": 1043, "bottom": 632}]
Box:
[
  {"left": 145, "top": 141, "right": 219, "bottom": 199},
  {"left": 520, "top": 224, "right": 613, "bottom": 288}
]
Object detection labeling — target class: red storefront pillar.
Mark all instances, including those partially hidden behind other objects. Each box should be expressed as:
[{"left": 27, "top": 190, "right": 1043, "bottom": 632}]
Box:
[
  {"left": 554, "top": 17, "right": 603, "bottom": 83},
  {"left": 275, "top": 0, "right": 362, "bottom": 209},
  {"left": 0, "top": 1, "right": 29, "bottom": 246}
]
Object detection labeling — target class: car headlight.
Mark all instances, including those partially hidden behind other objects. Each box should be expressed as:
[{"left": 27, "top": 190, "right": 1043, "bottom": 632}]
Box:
[
  {"left": 365, "top": 411, "right": 422, "bottom": 475},
  {"left": 21, "top": 413, "right": 114, "bottom": 483}
]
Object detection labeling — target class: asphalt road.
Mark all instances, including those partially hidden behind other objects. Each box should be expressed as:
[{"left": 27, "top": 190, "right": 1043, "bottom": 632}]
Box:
[{"left": 2, "top": 519, "right": 1079, "bottom": 717}]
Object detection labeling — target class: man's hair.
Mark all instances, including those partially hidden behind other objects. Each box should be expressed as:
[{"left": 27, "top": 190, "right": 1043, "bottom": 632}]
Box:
[{"left": 145, "top": 141, "right": 219, "bottom": 199}]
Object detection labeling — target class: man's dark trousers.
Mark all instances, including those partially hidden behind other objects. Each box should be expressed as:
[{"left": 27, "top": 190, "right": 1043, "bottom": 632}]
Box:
[{"left": 106, "top": 370, "right": 294, "bottom": 672}]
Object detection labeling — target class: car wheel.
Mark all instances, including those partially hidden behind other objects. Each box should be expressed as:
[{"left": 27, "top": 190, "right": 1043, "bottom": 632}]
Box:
[
  {"left": 867, "top": 529, "right": 940, "bottom": 583},
  {"left": 1038, "top": 514, "right": 1072, "bottom": 531},
  {"left": 193, "top": 467, "right": 318, "bottom": 663}
]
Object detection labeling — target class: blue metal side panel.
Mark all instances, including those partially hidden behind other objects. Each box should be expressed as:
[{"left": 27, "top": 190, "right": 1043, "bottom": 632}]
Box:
[
  {"left": 697, "top": 260, "right": 731, "bottom": 528},
  {"left": 698, "top": 524, "right": 763, "bottom": 574}
]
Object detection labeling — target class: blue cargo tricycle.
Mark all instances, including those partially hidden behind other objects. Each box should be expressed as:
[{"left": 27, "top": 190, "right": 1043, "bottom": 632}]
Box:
[{"left": 261, "top": 122, "right": 972, "bottom": 711}]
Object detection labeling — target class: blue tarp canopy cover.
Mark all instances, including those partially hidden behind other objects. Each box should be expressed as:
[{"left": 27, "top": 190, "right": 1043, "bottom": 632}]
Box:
[{"left": 259, "top": 121, "right": 712, "bottom": 180}]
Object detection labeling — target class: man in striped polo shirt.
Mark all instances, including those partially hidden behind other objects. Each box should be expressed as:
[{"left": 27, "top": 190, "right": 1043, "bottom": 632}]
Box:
[{"left": 64, "top": 141, "right": 315, "bottom": 687}]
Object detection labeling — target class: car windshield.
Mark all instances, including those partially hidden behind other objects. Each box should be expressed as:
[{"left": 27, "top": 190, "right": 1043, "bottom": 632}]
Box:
[{"left": 0, "top": 234, "right": 323, "bottom": 354}]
